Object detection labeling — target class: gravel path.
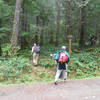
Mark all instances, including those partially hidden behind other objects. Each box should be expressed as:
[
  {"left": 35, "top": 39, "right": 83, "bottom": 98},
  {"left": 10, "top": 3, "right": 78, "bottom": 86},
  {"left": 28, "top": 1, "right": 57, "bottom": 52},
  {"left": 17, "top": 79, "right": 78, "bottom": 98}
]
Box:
[{"left": 0, "top": 78, "right": 100, "bottom": 100}]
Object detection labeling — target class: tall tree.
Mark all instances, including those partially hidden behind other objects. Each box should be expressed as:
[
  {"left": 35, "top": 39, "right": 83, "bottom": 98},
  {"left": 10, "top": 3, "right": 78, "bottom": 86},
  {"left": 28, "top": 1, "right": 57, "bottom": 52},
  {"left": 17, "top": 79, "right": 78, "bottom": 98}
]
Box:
[
  {"left": 79, "top": 0, "right": 86, "bottom": 47},
  {"left": 67, "top": 0, "right": 73, "bottom": 55},
  {"left": 11, "top": 0, "right": 22, "bottom": 55},
  {"left": 49, "top": 19, "right": 54, "bottom": 44},
  {"left": 67, "top": 0, "right": 73, "bottom": 36},
  {"left": 20, "top": 0, "right": 29, "bottom": 49},
  {"left": 34, "top": 16, "right": 39, "bottom": 44},
  {"left": 0, "top": 19, "right": 2, "bottom": 56},
  {"left": 55, "top": 0, "right": 62, "bottom": 46},
  {"left": 40, "top": 20, "right": 45, "bottom": 46}
]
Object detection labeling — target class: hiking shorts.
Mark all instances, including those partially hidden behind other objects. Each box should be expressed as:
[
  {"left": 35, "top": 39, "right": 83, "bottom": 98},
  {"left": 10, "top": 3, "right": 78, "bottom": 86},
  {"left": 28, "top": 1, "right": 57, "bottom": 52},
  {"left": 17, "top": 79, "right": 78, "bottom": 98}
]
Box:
[{"left": 57, "top": 63, "right": 67, "bottom": 70}]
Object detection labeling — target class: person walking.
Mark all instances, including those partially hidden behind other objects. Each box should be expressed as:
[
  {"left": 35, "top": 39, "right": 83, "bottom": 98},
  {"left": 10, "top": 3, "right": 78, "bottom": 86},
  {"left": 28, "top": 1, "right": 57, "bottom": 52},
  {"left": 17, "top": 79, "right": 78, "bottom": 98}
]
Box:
[
  {"left": 31, "top": 43, "right": 40, "bottom": 66},
  {"left": 54, "top": 46, "right": 70, "bottom": 85}
]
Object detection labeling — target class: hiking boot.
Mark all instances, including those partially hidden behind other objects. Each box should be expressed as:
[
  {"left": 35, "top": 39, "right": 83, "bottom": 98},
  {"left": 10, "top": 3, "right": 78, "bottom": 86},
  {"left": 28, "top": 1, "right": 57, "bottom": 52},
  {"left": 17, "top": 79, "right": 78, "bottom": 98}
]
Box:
[{"left": 54, "top": 81, "right": 58, "bottom": 85}]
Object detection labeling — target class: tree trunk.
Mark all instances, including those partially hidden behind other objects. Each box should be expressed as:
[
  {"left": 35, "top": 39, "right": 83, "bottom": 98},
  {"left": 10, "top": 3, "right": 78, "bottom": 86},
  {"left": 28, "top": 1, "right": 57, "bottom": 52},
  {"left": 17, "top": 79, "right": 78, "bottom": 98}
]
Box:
[
  {"left": 63, "top": 0, "right": 69, "bottom": 43},
  {"left": 99, "top": 33, "right": 100, "bottom": 45},
  {"left": 11, "top": 0, "right": 22, "bottom": 55},
  {"left": 20, "top": 37, "right": 28, "bottom": 50},
  {"left": 79, "top": 0, "right": 86, "bottom": 47},
  {"left": 0, "top": 18, "right": 2, "bottom": 56},
  {"left": 20, "top": 4, "right": 29, "bottom": 50},
  {"left": 67, "top": 0, "right": 73, "bottom": 36},
  {"left": 55, "top": 0, "right": 62, "bottom": 46},
  {"left": 0, "top": 41, "right": 2, "bottom": 56},
  {"left": 40, "top": 21, "right": 45, "bottom": 46},
  {"left": 49, "top": 21, "right": 54, "bottom": 44},
  {"left": 34, "top": 16, "right": 39, "bottom": 44},
  {"left": 64, "top": 20, "right": 67, "bottom": 42}
]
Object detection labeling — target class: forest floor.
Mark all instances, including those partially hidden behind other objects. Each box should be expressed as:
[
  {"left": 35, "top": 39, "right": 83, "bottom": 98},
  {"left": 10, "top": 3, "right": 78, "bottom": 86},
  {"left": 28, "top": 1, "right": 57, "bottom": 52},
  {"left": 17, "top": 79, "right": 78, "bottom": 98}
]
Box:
[{"left": 0, "top": 78, "right": 100, "bottom": 100}]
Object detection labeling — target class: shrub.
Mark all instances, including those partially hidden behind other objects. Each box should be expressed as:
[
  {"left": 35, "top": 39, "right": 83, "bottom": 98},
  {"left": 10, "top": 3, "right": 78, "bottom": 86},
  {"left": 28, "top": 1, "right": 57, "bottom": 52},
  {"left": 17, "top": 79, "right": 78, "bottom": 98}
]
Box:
[
  {"left": 0, "top": 57, "right": 31, "bottom": 80},
  {"left": 2, "top": 43, "right": 20, "bottom": 57},
  {"left": 39, "top": 58, "right": 55, "bottom": 68}
]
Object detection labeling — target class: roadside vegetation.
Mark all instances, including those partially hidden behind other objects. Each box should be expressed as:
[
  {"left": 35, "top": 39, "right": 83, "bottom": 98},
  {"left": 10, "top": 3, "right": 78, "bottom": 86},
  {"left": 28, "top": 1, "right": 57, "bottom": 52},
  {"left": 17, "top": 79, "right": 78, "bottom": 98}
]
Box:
[{"left": 0, "top": 44, "right": 100, "bottom": 85}]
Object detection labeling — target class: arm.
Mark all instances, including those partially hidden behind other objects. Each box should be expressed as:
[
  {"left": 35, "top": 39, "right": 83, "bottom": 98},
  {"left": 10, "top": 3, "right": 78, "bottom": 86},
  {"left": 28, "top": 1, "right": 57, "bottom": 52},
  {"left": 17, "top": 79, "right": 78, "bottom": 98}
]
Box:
[
  {"left": 31, "top": 46, "right": 34, "bottom": 54},
  {"left": 55, "top": 52, "right": 60, "bottom": 63}
]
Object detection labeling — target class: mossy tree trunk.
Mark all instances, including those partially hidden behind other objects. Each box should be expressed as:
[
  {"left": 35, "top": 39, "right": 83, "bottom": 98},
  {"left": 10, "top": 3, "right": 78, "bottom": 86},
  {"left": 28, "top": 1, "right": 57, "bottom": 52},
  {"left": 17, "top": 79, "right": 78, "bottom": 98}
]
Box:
[
  {"left": 79, "top": 0, "right": 86, "bottom": 47},
  {"left": 55, "top": 0, "right": 62, "bottom": 46},
  {"left": 67, "top": 0, "right": 73, "bottom": 55},
  {"left": 0, "top": 18, "right": 2, "bottom": 56},
  {"left": 11, "top": 0, "right": 22, "bottom": 56}
]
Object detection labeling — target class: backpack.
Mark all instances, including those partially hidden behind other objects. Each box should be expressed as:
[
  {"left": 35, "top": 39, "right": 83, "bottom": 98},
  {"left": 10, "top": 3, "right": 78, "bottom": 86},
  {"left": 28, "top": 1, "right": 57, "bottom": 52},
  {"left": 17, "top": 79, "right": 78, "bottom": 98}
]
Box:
[
  {"left": 33, "top": 45, "right": 36, "bottom": 52},
  {"left": 35, "top": 46, "right": 40, "bottom": 53},
  {"left": 58, "top": 51, "right": 68, "bottom": 63}
]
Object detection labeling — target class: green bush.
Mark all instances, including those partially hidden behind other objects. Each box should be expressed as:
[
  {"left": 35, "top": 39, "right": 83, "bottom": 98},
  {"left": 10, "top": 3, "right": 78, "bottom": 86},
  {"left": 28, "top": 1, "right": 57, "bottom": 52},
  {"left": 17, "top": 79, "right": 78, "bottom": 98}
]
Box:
[
  {"left": 0, "top": 57, "right": 31, "bottom": 80},
  {"left": 69, "top": 48, "right": 100, "bottom": 78},
  {"left": 38, "top": 47, "right": 100, "bottom": 78},
  {"left": 2, "top": 43, "right": 20, "bottom": 57},
  {"left": 39, "top": 58, "right": 55, "bottom": 68}
]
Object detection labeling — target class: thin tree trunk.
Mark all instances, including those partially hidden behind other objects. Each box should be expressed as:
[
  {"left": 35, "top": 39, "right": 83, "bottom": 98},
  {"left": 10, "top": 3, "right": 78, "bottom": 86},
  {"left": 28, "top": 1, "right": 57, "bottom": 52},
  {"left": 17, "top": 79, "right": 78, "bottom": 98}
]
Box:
[
  {"left": 63, "top": 0, "right": 68, "bottom": 43},
  {"left": 40, "top": 21, "right": 45, "bottom": 46},
  {"left": 64, "top": 20, "right": 67, "bottom": 42},
  {"left": 67, "top": 0, "right": 73, "bottom": 55},
  {"left": 49, "top": 21, "right": 54, "bottom": 44},
  {"left": 40, "top": 33, "right": 44, "bottom": 46},
  {"left": 0, "top": 18, "right": 2, "bottom": 56},
  {"left": 55, "top": 0, "right": 62, "bottom": 46},
  {"left": 0, "top": 41, "right": 2, "bottom": 56},
  {"left": 34, "top": 16, "right": 39, "bottom": 44},
  {"left": 20, "top": 5, "right": 29, "bottom": 49},
  {"left": 79, "top": 0, "right": 86, "bottom": 47},
  {"left": 67, "top": 0, "right": 73, "bottom": 36},
  {"left": 11, "top": 0, "right": 22, "bottom": 55},
  {"left": 99, "top": 33, "right": 100, "bottom": 45}
]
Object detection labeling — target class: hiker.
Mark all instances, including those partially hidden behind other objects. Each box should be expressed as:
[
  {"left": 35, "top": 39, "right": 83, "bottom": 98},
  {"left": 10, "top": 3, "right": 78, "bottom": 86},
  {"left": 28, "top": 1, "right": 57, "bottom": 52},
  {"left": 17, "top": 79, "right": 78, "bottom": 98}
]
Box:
[
  {"left": 31, "top": 43, "right": 40, "bottom": 66},
  {"left": 89, "top": 35, "right": 97, "bottom": 46},
  {"left": 54, "top": 46, "right": 70, "bottom": 85}
]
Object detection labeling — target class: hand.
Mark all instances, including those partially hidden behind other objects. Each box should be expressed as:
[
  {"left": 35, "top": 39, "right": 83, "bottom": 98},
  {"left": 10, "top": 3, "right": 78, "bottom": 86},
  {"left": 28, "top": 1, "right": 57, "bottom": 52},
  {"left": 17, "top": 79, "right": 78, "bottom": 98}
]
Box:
[{"left": 55, "top": 61, "right": 58, "bottom": 65}]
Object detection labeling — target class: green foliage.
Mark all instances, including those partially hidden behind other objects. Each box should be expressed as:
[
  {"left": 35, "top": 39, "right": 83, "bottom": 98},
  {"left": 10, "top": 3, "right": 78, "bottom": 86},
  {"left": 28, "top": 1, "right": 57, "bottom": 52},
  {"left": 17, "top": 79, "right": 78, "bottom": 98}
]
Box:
[
  {"left": 0, "top": 0, "right": 100, "bottom": 84},
  {"left": 40, "top": 44, "right": 67, "bottom": 56},
  {"left": 39, "top": 58, "right": 55, "bottom": 68},
  {"left": 2, "top": 44, "right": 12, "bottom": 57},
  {"left": 69, "top": 48, "right": 100, "bottom": 78},
  {"left": 19, "top": 49, "right": 31, "bottom": 58},
  {"left": 2, "top": 44, "right": 20, "bottom": 57},
  {"left": 0, "top": 57, "right": 31, "bottom": 81},
  {"left": 0, "top": 27, "right": 9, "bottom": 38},
  {"left": 39, "top": 46, "right": 100, "bottom": 79},
  {"left": 21, "top": 74, "right": 32, "bottom": 83}
]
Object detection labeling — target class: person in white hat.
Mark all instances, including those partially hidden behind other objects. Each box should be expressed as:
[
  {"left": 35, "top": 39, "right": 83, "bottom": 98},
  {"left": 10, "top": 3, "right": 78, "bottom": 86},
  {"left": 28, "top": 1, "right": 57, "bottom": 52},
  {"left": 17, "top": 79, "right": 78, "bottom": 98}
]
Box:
[{"left": 54, "top": 46, "right": 70, "bottom": 85}]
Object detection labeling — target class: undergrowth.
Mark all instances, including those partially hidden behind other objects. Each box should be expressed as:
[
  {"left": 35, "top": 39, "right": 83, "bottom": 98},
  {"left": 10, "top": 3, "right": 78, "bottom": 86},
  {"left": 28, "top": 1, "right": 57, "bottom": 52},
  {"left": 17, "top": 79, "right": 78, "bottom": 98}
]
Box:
[{"left": 0, "top": 44, "right": 100, "bottom": 85}]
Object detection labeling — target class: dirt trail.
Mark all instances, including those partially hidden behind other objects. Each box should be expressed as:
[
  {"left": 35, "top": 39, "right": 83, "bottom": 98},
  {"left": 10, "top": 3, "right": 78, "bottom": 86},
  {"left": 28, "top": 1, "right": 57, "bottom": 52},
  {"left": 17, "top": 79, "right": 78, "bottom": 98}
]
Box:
[{"left": 0, "top": 78, "right": 100, "bottom": 100}]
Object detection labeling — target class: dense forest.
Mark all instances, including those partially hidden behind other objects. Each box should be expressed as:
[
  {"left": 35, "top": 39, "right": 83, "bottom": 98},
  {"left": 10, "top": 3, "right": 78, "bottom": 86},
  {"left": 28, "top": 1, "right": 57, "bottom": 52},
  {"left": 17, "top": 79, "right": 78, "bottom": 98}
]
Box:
[{"left": 0, "top": 0, "right": 100, "bottom": 84}]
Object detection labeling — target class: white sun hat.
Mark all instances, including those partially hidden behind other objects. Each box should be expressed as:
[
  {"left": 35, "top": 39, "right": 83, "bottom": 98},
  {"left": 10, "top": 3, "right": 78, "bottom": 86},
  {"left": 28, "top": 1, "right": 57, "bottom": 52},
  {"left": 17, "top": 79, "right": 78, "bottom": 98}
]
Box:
[{"left": 61, "top": 46, "right": 66, "bottom": 50}]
